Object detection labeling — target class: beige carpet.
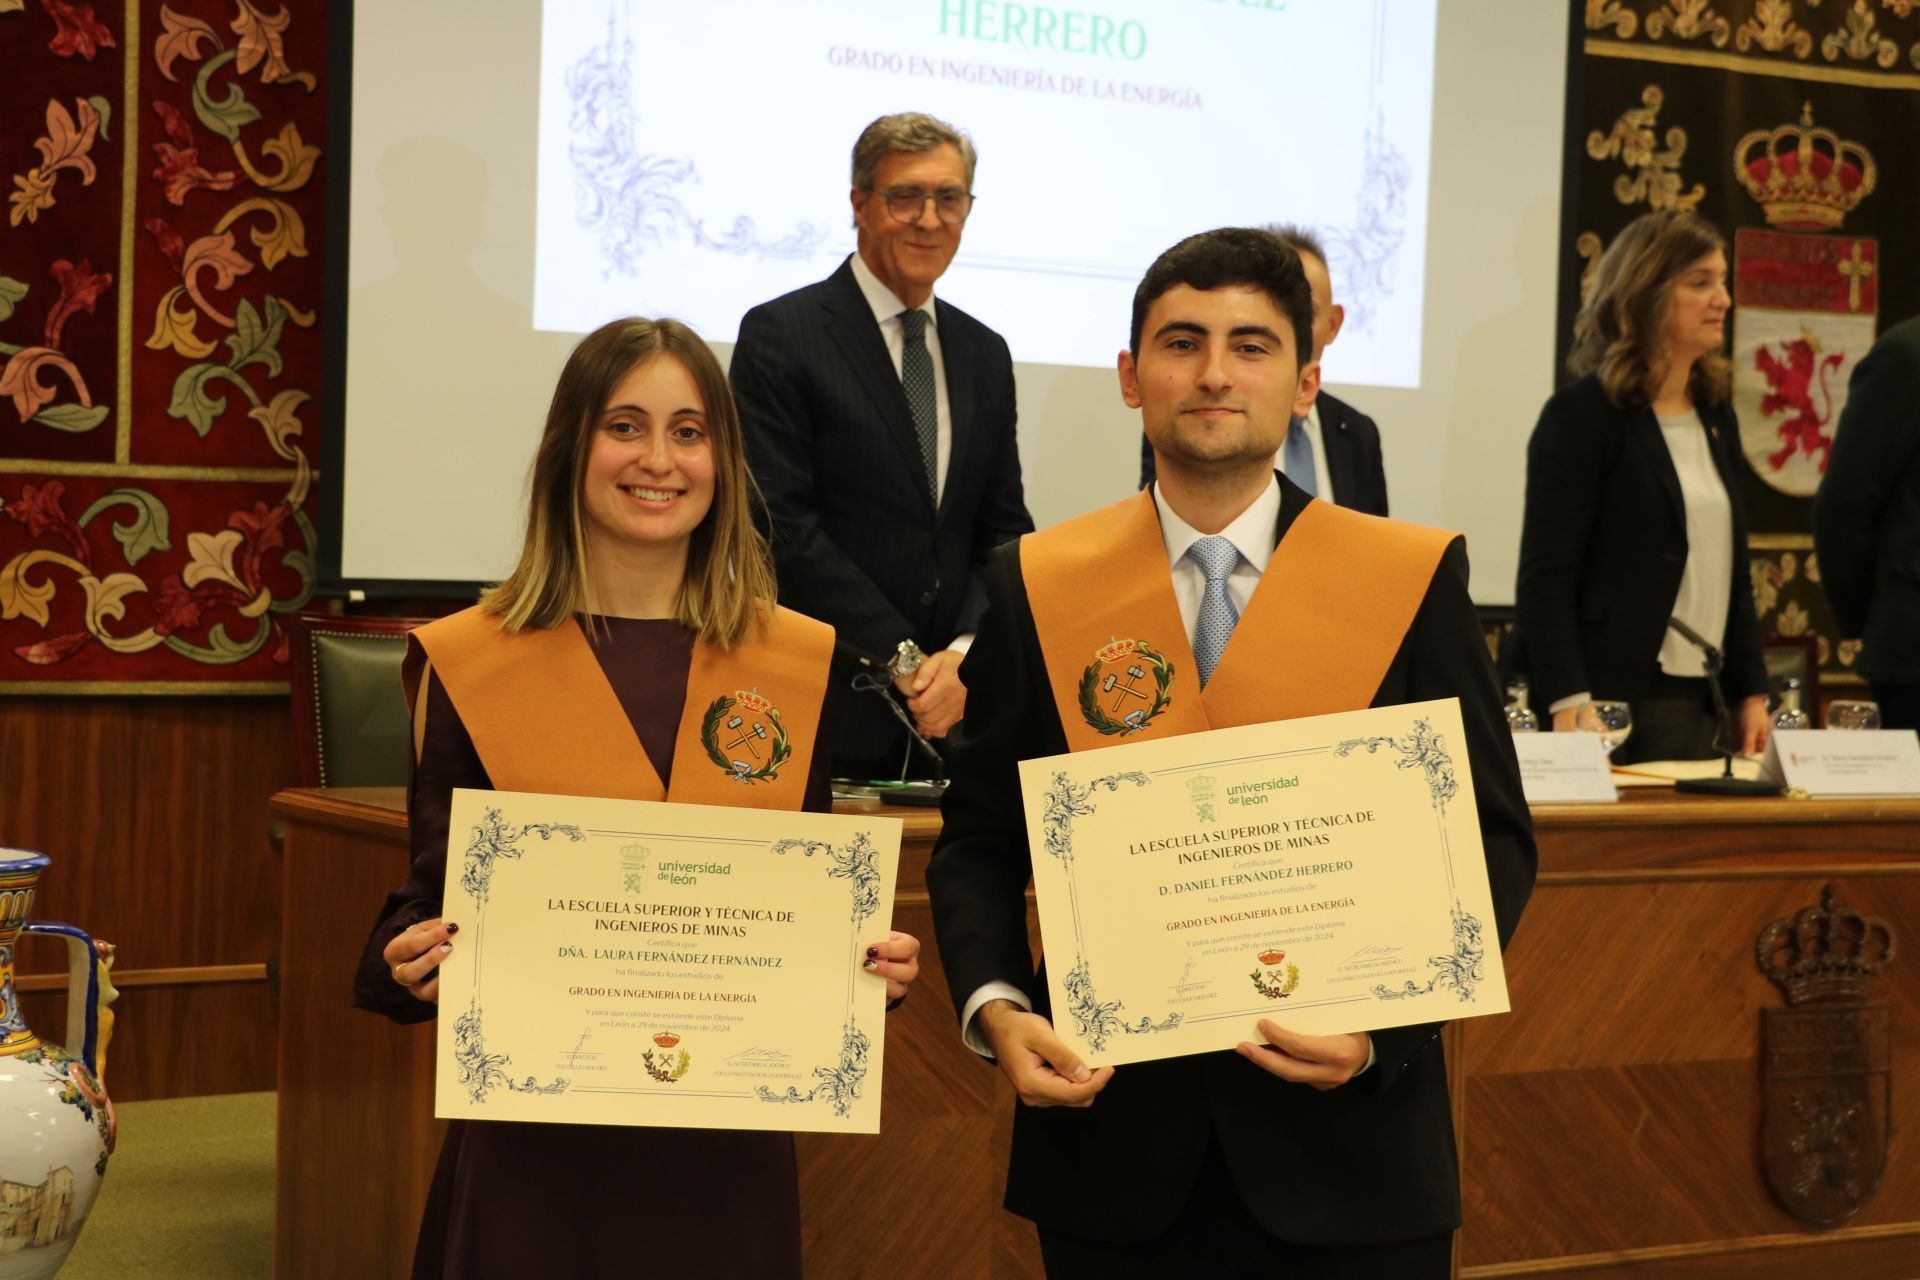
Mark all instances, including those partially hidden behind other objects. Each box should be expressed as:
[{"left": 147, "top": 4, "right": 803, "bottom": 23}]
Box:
[{"left": 59, "top": 1090, "right": 273, "bottom": 1280}]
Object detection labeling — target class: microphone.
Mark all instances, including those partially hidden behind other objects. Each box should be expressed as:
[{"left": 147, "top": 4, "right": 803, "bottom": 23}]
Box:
[
  {"left": 1664, "top": 616, "right": 1780, "bottom": 796},
  {"left": 839, "top": 641, "right": 946, "bottom": 782}
]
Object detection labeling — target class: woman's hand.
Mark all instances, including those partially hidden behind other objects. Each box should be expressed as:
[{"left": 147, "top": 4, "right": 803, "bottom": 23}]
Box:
[
  {"left": 861, "top": 931, "right": 921, "bottom": 1002},
  {"left": 381, "top": 918, "right": 458, "bottom": 1004},
  {"left": 1736, "top": 694, "right": 1771, "bottom": 757}
]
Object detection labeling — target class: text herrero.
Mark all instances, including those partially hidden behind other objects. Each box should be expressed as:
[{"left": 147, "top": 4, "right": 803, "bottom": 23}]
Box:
[{"left": 1127, "top": 811, "right": 1377, "bottom": 863}]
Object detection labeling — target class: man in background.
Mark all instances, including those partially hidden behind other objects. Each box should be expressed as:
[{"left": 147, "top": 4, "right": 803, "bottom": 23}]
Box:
[
  {"left": 1812, "top": 314, "right": 1920, "bottom": 731},
  {"left": 731, "top": 112, "right": 1032, "bottom": 778},
  {"left": 1139, "top": 224, "right": 1388, "bottom": 516}
]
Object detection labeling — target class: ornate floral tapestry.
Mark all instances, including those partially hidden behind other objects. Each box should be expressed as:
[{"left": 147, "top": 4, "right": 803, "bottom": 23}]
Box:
[
  {"left": 1, "top": 0, "right": 323, "bottom": 692},
  {"left": 1572, "top": 0, "right": 1920, "bottom": 691}
]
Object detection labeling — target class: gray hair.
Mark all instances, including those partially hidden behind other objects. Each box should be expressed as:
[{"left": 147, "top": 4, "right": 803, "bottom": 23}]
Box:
[
  {"left": 1262, "top": 223, "right": 1328, "bottom": 269},
  {"left": 850, "top": 112, "right": 978, "bottom": 191}
]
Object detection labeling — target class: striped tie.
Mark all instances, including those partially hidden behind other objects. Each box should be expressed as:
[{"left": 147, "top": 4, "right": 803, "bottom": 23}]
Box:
[
  {"left": 1187, "top": 535, "right": 1241, "bottom": 687},
  {"left": 1284, "top": 416, "right": 1318, "bottom": 497}
]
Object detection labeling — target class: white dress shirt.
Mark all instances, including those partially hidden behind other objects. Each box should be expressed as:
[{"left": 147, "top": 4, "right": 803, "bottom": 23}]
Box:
[
  {"left": 1654, "top": 408, "right": 1733, "bottom": 679},
  {"left": 958, "top": 473, "right": 1373, "bottom": 1071},
  {"left": 849, "top": 252, "right": 953, "bottom": 500}
]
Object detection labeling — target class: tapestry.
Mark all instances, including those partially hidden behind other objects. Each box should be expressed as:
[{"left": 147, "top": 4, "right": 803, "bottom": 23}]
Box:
[
  {"left": 1572, "top": 0, "right": 1920, "bottom": 691},
  {"left": 0, "top": 0, "right": 324, "bottom": 692}
]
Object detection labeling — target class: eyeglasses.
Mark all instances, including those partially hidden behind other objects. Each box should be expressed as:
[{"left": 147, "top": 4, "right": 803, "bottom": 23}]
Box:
[{"left": 873, "top": 185, "right": 975, "bottom": 226}]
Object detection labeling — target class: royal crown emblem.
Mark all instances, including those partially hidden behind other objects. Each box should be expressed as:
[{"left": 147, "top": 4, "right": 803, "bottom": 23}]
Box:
[
  {"left": 1250, "top": 949, "right": 1300, "bottom": 1000},
  {"left": 699, "top": 688, "right": 791, "bottom": 785},
  {"left": 1078, "top": 638, "right": 1174, "bottom": 736},
  {"left": 643, "top": 1032, "right": 691, "bottom": 1083},
  {"left": 1756, "top": 884, "right": 1896, "bottom": 1005},
  {"left": 1733, "top": 103, "right": 1876, "bottom": 231}
]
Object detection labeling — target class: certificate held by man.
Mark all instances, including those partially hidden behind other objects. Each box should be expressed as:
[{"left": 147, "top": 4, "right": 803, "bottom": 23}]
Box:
[
  {"left": 435, "top": 787, "right": 901, "bottom": 1133},
  {"left": 1020, "top": 698, "right": 1508, "bottom": 1068}
]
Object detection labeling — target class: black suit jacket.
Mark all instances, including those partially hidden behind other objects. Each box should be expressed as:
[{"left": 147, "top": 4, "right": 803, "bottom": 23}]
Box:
[
  {"left": 1513, "top": 373, "right": 1768, "bottom": 712},
  {"left": 1813, "top": 315, "right": 1920, "bottom": 686},
  {"left": 1136, "top": 390, "right": 1389, "bottom": 516},
  {"left": 731, "top": 258, "right": 1033, "bottom": 765},
  {"left": 927, "top": 477, "right": 1536, "bottom": 1246}
]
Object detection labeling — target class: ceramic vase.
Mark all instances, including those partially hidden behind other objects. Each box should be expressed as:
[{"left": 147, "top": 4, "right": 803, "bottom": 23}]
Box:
[{"left": 0, "top": 851, "right": 117, "bottom": 1280}]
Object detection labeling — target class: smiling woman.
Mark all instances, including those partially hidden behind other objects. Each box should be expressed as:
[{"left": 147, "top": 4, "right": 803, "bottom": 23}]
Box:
[{"left": 346, "top": 317, "right": 923, "bottom": 1279}]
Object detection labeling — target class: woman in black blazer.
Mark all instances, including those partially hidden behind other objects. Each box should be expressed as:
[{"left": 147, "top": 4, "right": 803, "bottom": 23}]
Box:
[{"left": 1516, "top": 209, "right": 1770, "bottom": 763}]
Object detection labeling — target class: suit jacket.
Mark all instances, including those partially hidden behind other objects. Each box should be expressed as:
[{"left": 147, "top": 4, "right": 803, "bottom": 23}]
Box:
[
  {"left": 1812, "top": 315, "right": 1920, "bottom": 685},
  {"left": 731, "top": 258, "right": 1034, "bottom": 765},
  {"left": 1513, "top": 373, "right": 1768, "bottom": 712},
  {"left": 926, "top": 476, "right": 1536, "bottom": 1246},
  {"left": 1136, "top": 389, "right": 1389, "bottom": 516}
]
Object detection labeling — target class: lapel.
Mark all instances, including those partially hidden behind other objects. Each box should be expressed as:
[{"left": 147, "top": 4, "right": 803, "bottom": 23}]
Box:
[
  {"left": 936, "top": 298, "right": 973, "bottom": 523},
  {"left": 819, "top": 257, "right": 936, "bottom": 509},
  {"left": 1627, "top": 403, "right": 1686, "bottom": 534},
  {"left": 1315, "top": 396, "right": 1357, "bottom": 509}
]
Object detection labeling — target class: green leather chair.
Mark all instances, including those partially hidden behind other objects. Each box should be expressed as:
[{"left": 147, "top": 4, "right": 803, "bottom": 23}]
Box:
[{"left": 288, "top": 614, "right": 427, "bottom": 788}]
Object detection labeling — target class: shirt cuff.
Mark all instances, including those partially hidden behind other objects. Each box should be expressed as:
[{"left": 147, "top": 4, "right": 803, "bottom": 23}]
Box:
[
  {"left": 1357, "top": 1036, "right": 1377, "bottom": 1076},
  {"left": 1548, "top": 691, "right": 1592, "bottom": 717},
  {"left": 960, "top": 980, "right": 1031, "bottom": 1057},
  {"left": 947, "top": 633, "right": 976, "bottom": 657}
]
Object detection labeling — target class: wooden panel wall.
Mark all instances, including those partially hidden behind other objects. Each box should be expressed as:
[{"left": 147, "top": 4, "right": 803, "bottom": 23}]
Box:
[{"left": 0, "top": 695, "right": 289, "bottom": 1100}]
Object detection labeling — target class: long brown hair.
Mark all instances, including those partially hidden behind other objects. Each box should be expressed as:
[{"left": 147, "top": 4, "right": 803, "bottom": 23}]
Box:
[
  {"left": 1568, "top": 209, "right": 1730, "bottom": 408},
  {"left": 481, "top": 317, "right": 777, "bottom": 648}
]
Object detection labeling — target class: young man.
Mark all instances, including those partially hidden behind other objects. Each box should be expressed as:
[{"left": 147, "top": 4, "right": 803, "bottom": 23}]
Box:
[
  {"left": 929, "top": 228, "right": 1535, "bottom": 1275},
  {"left": 730, "top": 112, "right": 1033, "bottom": 778}
]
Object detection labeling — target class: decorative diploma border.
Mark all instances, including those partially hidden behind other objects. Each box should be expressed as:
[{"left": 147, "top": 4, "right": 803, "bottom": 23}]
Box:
[
  {"left": 1048, "top": 716, "right": 1486, "bottom": 1050},
  {"left": 452, "top": 807, "right": 882, "bottom": 1119}
]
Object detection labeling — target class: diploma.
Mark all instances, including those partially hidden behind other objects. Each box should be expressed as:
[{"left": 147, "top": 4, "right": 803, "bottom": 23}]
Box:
[
  {"left": 1019, "top": 698, "right": 1509, "bottom": 1068},
  {"left": 434, "top": 788, "right": 901, "bottom": 1133}
]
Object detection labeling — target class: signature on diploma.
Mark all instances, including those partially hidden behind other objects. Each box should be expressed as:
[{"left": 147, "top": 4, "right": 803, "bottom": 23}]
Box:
[
  {"left": 1338, "top": 944, "right": 1403, "bottom": 966},
  {"left": 725, "top": 1046, "right": 792, "bottom": 1064}
]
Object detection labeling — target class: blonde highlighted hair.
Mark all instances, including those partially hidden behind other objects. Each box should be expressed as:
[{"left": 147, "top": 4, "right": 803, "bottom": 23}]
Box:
[
  {"left": 1568, "top": 208, "right": 1730, "bottom": 408},
  {"left": 481, "top": 317, "right": 777, "bottom": 649}
]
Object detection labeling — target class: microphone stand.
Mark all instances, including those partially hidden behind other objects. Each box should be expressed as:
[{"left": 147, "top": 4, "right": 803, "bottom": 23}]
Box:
[
  {"left": 847, "top": 658, "right": 946, "bottom": 805},
  {"left": 1667, "top": 618, "right": 1781, "bottom": 796}
]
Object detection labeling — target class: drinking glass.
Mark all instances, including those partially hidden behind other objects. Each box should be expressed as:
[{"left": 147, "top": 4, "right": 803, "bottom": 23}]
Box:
[
  {"left": 1506, "top": 704, "right": 1540, "bottom": 733},
  {"left": 1825, "top": 700, "right": 1882, "bottom": 731},
  {"left": 1575, "top": 700, "right": 1633, "bottom": 753}
]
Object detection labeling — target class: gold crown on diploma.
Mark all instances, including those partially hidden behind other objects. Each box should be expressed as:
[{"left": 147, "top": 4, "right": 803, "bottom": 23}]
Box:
[
  {"left": 1756, "top": 885, "right": 1896, "bottom": 1006},
  {"left": 1185, "top": 774, "right": 1216, "bottom": 793},
  {"left": 1096, "top": 638, "right": 1139, "bottom": 665},
  {"left": 652, "top": 1032, "right": 681, "bottom": 1048},
  {"left": 1733, "top": 103, "right": 1876, "bottom": 231},
  {"left": 732, "top": 689, "right": 772, "bottom": 715}
]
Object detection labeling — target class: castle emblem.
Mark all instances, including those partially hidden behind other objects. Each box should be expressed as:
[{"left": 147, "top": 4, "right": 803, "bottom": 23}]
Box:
[
  {"left": 699, "top": 688, "right": 791, "bottom": 785},
  {"left": 1077, "top": 638, "right": 1174, "bottom": 736}
]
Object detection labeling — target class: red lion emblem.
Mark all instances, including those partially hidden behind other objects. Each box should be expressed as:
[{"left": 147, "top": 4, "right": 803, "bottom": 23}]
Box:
[{"left": 1754, "top": 332, "right": 1844, "bottom": 473}]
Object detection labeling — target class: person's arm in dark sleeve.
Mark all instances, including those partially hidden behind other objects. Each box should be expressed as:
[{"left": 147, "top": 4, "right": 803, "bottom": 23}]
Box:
[
  {"left": 1814, "top": 335, "right": 1920, "bottom": 638},
  {"left": 350, "top": 670, "right": 486, "bottom": 1023},
  {"left": 1515, "top": 395, "right": 1607, "bottom": 709},
  {"left": 1364, "top": 538, "right": 1538, "bottom": 1090},
  {"left": 731, "top": 305, "right": 917, "bottom": 661}
]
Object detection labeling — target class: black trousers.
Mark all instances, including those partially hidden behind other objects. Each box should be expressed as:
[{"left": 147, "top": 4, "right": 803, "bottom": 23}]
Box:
[
  {"left": 1612, "top": 671, "right": 1722, "bottom": 764},
  {"left": 1035, "top": 1135, "right": 1453, "bottom": 1279}
]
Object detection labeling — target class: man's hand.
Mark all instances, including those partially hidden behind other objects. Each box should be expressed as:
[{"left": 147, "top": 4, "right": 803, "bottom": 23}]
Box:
[
  {"left": 900, "top": 648, "right": 967, "bottom": 739},
  {"left": 1236, "top": 1020, "right": 1370, "bottom": 1091},
  {"left": 978, "top": 999, "right": 1113, "bottom": 1108},
  {"left": 1736, "top": 693, "right": 1771, "bottom": 757}
]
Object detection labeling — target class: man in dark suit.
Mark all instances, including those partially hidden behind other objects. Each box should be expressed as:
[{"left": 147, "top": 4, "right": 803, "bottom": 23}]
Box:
[
  {"left": 731, "top": 113, "right": 1032, "bottom": 779},
  {"left": 930, "top": 229, "right": 1534, "bottom": 1274},
  {"left": 1813, "top": 314, "right": 1920, "bottom": 731},
  {"left": 1138, "top": 225, "right": 1389, "bottom": 516}
]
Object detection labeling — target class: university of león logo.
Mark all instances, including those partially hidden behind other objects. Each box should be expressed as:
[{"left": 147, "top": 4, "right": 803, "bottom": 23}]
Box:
[
  {"left": 700, "top": 688, "right": 791, "bottom": 784},
  {"left": 1078, "top": 638, "right": 1173, "bottom": 736}
]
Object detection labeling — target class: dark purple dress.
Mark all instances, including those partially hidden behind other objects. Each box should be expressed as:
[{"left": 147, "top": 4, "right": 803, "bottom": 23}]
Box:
[{"left": 352, "top": 618, "right": 833, "bottom": 1279}]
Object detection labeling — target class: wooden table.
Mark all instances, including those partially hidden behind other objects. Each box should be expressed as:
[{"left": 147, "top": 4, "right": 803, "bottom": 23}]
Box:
[{"left": 273, "top": 787, "right": 1920, "bottom": 1279}]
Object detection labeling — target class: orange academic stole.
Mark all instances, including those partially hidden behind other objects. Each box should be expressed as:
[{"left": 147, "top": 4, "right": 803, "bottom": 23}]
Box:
[
  {"left": 404, "top": 604, "right": 834, "bottom": 810},
  {"left": 1020, "top": 490, "right": 1458, "bottom": 751}
]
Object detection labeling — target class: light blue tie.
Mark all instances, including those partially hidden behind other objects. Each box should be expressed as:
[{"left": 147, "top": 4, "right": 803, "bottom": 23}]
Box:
[
  {"left": 1187, "top": 535, "right": 1241, "bottom": 688},
  {"left": 1283, "top": 416, "right": 1318, "bottom": 497}
]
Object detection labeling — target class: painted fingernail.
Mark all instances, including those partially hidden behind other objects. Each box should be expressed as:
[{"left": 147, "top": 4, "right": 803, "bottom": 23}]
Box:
[
  {"left": 446, "top": 922, "right": 460, "bottom": 935},
  {"left": 439, "top": 942, "right": 453, "bottom": 953},
  {"left": 863, "top": 959, "right": 879, "bottom": 971},
  {"left": 866, "top": 946, "right": 879, "bottom": 958}
]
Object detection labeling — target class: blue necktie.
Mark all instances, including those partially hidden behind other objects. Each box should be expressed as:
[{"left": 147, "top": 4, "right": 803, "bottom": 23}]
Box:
[
  {"left": 898, "top": 309, "right": 939, "bottom": 501},
  {"left": 1187, "top": 535, "right": 1241, "bottom": 687},
  {"left": 1284, "top": 416, "right": 1318, "bottom": 497}
]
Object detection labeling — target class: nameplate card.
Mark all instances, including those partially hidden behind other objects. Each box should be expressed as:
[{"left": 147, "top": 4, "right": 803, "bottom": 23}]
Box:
[
  {"left": 1757, "top": 730, "right": 1920, "bottom": 797},
  {"left": 1512, "top": 733, "right": 1618, "bottom": 804}
]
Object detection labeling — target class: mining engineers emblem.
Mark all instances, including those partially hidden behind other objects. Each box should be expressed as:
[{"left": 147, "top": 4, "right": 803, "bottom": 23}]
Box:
[
  {"left": 644, "top": 1032, "right": 692, "bottom": 1083},
  {"left": 700, "top": 688, "right": 791, "bottom": 784},
  {"left": 1079, "top": 638, "right": 1173, "bottom": 735},
  {"left": 1250, "top": 949, "right": 1300, "bottom": 1000},
  {"left": 1755, "top": 884, "right": 1897, "bottom": 1226}
]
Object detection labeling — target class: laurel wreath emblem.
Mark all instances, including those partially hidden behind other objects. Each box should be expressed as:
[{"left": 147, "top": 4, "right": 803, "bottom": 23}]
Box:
[
  {"left": 700, "top": 693, "right": 792, "bottom": 784},
  {"left": 1077, "top": 641, "right": 1174, "bottom": 736},
  {"left": 642, "top": 1047, "right": 692, "bottom": 1083},
  {"left": 1250, "top": 962, "right": 1301, "bottom": 1000}
]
